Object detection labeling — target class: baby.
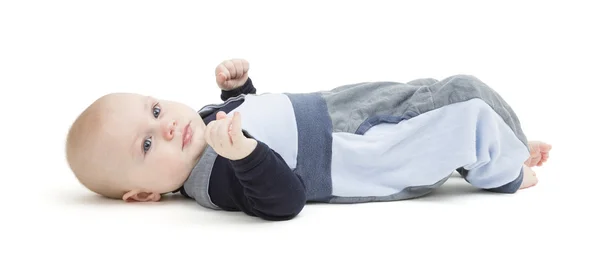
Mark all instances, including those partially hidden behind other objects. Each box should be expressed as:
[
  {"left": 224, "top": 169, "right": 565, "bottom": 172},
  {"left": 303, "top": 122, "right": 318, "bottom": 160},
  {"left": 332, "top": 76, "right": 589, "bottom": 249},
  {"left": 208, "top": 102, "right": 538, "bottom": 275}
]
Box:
[{"left": 65, "top": 58, "right": 552, "bottom": 221}]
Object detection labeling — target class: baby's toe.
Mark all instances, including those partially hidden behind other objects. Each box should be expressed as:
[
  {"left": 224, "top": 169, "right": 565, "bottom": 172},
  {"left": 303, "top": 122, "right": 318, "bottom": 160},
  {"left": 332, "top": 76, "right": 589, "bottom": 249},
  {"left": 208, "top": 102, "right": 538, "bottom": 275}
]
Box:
[{"left": 541, "top": 144, "right": 552, "bottom": 152}]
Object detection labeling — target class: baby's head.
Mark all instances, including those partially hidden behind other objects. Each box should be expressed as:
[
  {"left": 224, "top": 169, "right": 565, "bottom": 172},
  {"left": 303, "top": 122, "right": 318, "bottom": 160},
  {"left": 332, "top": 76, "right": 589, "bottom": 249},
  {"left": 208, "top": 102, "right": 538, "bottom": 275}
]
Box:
[{"left": 65, "top": 93, "right": 207, "bottom": 202}]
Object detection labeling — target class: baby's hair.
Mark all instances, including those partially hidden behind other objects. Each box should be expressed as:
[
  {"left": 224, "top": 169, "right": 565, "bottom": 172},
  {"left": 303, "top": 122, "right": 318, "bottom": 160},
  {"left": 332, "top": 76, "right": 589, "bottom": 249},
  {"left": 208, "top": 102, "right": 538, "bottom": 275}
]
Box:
[{"left": 65, "top": 95, "right": 126, "bottom": 199}]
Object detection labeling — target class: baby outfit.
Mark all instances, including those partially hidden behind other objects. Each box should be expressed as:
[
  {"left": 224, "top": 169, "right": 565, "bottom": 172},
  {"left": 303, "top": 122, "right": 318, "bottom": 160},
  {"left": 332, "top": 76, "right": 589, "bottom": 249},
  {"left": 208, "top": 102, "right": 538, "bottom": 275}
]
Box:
[{"left": 176, "top": 75, "right": 530, "bottom": 221}]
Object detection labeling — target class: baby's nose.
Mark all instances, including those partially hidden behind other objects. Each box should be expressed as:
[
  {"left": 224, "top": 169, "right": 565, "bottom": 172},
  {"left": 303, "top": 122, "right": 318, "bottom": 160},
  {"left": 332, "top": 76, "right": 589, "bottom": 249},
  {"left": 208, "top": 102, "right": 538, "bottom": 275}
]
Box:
[{"left": 162, "top": 120, "right": 177, "bottom": 140}]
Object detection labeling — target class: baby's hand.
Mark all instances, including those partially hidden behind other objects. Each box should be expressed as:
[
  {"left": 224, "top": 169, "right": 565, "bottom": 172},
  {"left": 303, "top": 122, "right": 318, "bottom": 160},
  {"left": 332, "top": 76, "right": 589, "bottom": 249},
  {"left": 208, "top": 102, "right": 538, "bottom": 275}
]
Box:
[
  {"left": 205, "top": 111, "right": 257, "bottom": 160},
  {"left": 215, "top": 58, "right": 249, "bottom": 91}
]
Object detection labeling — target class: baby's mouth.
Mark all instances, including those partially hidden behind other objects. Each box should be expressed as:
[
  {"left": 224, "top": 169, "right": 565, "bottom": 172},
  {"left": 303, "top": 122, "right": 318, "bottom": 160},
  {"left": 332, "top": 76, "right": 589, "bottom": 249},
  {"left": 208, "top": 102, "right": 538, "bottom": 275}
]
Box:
[{"left": 182, "top": 122, "right": 193, "bottom": 150}]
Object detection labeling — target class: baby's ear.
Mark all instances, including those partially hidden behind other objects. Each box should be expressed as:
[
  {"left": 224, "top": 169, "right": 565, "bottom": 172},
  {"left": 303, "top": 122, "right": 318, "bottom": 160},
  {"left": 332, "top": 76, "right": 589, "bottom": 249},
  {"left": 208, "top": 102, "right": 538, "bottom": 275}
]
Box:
[{"left": 122, "top": 190, "right": 161, "bottom": 202}]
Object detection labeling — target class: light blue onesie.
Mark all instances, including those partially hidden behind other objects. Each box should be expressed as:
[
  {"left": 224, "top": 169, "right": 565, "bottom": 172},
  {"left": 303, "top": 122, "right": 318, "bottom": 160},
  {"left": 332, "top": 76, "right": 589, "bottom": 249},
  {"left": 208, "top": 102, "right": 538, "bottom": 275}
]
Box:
[{"left": 189, "top": 74, "right": 530, "bottom": 210}]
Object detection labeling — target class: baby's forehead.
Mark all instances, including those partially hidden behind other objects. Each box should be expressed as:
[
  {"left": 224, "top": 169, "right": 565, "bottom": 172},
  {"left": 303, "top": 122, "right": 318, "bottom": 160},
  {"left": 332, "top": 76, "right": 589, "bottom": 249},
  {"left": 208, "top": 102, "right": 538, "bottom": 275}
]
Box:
[
  {"left": 88, "top": 116, "right": 138, "bottom": 169},
  {"left": 96, "top": 93, "right": 149, "bottom": 120},
  {"left": 100, "top": 92, "right": 147, "bottom": 107},
  {"left": 93, "top": 93, "right": 147, "bottom": 142}
]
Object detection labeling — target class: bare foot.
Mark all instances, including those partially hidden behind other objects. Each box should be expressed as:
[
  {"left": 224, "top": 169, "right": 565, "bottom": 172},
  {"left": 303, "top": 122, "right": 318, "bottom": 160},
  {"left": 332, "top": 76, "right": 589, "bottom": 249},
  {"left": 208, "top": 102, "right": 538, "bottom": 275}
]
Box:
[
  {"left": 524, "top": 141, "right": 552, "bottom": 167},
  {"left": 519, "top": 165, "right": 538, "bottom": 189},
  {"left": 520, "top": 141, "right": 551, "bottom": 189}
]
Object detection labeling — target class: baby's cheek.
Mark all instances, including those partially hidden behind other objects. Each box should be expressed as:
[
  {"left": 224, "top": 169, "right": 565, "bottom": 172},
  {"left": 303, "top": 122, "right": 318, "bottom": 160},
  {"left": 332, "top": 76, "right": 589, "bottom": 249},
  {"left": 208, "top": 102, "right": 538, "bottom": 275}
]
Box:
[
  {"left": 151, "top": 150, "right": 191, "bottom": 181},
  {"left": 163, "top": 154, "right": 190, "bottom": 175}
]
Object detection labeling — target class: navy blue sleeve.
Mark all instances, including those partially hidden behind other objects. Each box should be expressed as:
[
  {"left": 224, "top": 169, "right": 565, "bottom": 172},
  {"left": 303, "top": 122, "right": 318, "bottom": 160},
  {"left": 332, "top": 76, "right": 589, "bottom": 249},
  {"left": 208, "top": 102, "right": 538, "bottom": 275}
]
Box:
[
  {"left": 221, "top": 78, "right": 256, "bottom": 101},
  {"left": 209, "top": 140, "right": 307, "bottom": 221}
]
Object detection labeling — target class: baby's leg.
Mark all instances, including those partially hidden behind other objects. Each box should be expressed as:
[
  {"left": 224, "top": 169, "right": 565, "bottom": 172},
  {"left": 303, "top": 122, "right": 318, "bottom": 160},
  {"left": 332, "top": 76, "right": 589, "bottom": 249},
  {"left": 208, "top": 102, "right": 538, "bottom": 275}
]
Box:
[
  {"left": 421, "top": 74, "right": 539, "bottom": 192},
  {"left": 447, "top": 99, "right": 531, "bottom": 193},
  {"left": 356, "top": 95, "right": 530, "bottom": 194}
]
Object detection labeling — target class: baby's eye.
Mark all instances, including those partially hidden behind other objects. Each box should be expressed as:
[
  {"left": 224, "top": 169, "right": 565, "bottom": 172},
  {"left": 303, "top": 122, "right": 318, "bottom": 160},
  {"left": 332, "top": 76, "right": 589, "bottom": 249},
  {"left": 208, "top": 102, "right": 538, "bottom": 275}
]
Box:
[
  {"left": 143, "top": 137, "right": 152, "bottom": 153},
  {"left": 153, "top": 104, "right": 161, "bottom": 118}
]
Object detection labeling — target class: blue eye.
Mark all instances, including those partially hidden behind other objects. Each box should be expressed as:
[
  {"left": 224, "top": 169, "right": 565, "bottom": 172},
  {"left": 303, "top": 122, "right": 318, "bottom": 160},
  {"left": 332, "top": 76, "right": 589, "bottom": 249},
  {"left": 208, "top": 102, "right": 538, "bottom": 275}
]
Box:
[
  {"left": 143, "top": 138, "right": 152, "bottom": 153},
  {"left": 153, "top": 104, "right": 161, "bottom": 118}
]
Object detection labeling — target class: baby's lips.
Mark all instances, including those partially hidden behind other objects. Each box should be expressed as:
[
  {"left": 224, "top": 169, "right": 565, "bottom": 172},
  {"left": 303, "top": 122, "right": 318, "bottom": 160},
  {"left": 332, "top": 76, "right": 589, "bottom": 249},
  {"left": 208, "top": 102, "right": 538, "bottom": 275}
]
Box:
[{"left": 181, "top": 122, "right": 193, "bottom": 149}]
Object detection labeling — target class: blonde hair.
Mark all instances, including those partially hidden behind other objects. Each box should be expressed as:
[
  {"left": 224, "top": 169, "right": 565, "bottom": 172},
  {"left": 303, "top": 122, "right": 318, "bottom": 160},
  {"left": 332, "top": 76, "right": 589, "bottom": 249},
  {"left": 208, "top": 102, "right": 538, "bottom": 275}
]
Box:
[{"left": 65, "top": 95, "right": 127, "bottom": 199}]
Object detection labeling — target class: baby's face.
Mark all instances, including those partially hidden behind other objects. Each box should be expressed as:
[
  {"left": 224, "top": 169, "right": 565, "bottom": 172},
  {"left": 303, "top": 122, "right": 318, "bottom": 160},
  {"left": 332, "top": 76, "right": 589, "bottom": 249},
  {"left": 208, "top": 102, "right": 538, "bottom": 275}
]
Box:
[{"left": 99, "top": 93, "right": 207, "bottom": 196}]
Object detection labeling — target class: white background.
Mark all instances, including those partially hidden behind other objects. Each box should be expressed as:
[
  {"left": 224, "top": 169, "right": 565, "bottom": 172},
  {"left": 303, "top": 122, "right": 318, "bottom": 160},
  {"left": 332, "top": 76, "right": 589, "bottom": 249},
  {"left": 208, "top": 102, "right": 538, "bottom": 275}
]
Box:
[{"left": 1, "top": 0, "right": 598, "bottom": 274}]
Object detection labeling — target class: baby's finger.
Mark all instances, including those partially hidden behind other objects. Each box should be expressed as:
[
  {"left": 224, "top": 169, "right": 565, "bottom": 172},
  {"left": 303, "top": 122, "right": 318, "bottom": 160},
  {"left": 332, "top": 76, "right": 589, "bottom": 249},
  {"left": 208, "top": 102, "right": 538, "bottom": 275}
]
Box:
[
  {"left": 223, "top": 60, "right": 237, "bottom": 79},
  {"left": 217, "top": 116, "right": 233, "bottom": 145},
  {"left": 241, "top": 59, "right": 249, "bottom": 74},
  {"left": 230, "top": 112, "right": 243, "bottom": 144},
  {"left": 233, "top": 59, "right": 245, "bottom": 77}
]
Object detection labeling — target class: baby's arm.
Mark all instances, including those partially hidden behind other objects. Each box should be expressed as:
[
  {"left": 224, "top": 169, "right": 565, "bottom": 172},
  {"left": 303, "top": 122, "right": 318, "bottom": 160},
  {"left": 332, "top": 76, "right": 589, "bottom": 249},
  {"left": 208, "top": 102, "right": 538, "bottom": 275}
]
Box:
[
  {"left": 204, "top": 111, "right": 306, "bottom": 221},
  {"left": 220, "top": 140, "right": 306, "bottom": 221}
]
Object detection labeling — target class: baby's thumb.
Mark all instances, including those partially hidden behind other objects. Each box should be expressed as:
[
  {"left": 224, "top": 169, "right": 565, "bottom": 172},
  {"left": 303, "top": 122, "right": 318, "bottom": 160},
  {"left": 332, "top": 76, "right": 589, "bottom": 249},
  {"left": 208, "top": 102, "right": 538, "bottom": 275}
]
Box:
[
  {"left": 217, "top": 72, "right": 227, "bottom": 83},
  {"left": 217, "top": 73, "right": 233, "bottom": 89}
]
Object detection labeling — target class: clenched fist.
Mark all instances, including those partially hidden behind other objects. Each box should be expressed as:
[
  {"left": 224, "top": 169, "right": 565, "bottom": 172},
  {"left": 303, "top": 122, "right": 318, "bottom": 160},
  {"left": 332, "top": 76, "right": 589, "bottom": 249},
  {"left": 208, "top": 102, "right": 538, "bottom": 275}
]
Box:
[
  {"left": 215, "top": 58, "right": 249, "bottom": 91},
  {"left": 205, "top": 111, "right": 257, "bottom": 160}
]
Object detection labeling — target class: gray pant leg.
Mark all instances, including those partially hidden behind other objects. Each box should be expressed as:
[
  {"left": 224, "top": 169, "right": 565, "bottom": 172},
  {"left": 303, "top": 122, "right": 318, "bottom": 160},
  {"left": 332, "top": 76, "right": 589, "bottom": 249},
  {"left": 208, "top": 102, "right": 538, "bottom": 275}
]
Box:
[{"left": 407, "top": 78, "right": 439, "bottom": 86}]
